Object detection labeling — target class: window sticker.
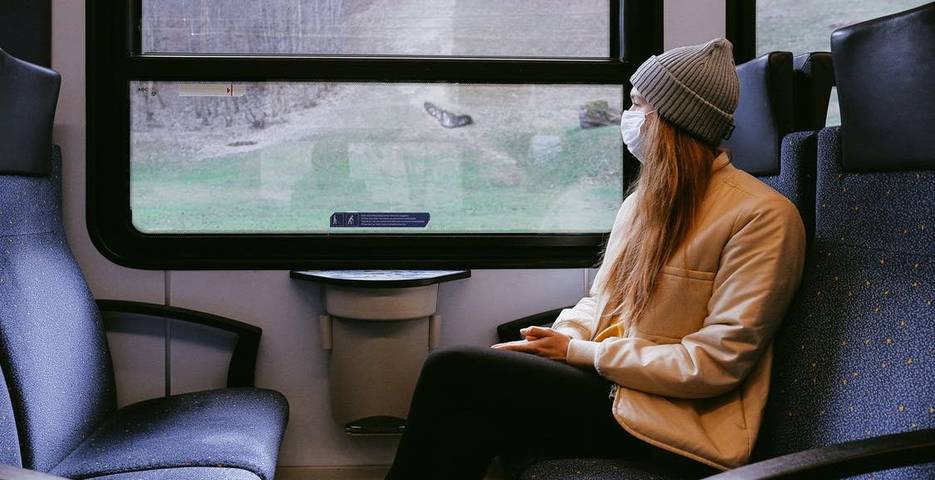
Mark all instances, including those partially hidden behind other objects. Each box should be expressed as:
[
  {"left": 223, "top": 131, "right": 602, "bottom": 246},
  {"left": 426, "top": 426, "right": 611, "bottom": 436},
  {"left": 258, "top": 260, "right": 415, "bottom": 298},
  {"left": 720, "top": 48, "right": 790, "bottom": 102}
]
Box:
[
  {"left": 330, "top": 212, "right": 430, "bottom": 228},
  {"left": 178, "top": 83, "right": 246, "bottom": 97}
]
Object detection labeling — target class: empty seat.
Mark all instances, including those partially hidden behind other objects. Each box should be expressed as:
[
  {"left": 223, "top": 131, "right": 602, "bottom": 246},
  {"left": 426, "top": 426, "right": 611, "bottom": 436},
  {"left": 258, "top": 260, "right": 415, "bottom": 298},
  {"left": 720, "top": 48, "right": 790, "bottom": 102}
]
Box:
[
  {"left": 0, "top": 145, "right": 289, "bottom": 480},
  {"left": 51, "top": 389, "right": 286, "bottom": 479},
  {"left": 0, "top": 49, "right": 288, "bottom": 480}
]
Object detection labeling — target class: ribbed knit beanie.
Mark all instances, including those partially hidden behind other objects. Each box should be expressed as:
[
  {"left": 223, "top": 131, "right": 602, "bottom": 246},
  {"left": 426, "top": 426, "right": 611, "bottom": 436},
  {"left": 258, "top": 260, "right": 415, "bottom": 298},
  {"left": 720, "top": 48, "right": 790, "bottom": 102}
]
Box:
[{"left": 630, "top": 38, "right": 739, "bottom": 145}]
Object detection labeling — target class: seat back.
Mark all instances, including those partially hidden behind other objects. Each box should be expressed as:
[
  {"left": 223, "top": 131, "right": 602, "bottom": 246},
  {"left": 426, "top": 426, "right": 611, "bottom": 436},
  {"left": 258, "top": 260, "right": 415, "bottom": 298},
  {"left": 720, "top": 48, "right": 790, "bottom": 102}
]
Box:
[
  {"left": 0, "top": 52, "right": 116, "bottom": 472},
  {"left": 755, "top": 5, "right": 935, "bottom": 478}
]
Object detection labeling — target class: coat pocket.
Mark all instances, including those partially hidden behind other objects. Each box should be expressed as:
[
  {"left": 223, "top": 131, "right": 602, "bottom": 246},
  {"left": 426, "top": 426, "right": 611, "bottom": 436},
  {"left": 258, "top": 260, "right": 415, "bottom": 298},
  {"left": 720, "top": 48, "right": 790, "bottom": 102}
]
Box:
[{"left": 636, "top": 265, "right": 715, "bottom": 339}]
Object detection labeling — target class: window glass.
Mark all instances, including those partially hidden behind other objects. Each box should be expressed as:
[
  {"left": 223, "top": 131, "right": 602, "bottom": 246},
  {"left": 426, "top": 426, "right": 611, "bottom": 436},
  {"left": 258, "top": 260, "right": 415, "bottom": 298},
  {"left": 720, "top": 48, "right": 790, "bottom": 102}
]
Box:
[
  {"left": 141, "top": 0, "right": 609, "bottom": 58},
  {"left": 130, "top": 81, "right": 624, "bottom": 233},
  {"left": 756, "top": 0, "right": 928, "bottom": 126}
]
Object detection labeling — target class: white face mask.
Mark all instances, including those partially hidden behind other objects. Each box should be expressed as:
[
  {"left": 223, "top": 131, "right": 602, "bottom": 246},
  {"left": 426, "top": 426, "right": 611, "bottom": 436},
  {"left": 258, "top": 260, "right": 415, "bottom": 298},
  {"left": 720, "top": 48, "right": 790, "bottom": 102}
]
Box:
[{"left": 619, "top": 109, "right": 653, "bottom": 163}]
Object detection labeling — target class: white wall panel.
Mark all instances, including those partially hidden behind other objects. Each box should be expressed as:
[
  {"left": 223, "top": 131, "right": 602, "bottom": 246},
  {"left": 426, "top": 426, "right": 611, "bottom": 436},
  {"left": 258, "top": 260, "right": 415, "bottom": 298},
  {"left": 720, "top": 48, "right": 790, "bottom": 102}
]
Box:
[
  {"left": 664, "top": 0, "right": 727, "bottom": 50},
  {"left": 169, "top": 319, "right": 238, "bottom": 395},
  {"left": 103, "top": 313, "right": 167, "bottom": 407},
  {"left": 437, "top": 269, "right": 586, "bottom": 347},
  {"left": 51, "top": 0, "right": 165, "bottom": 303}
]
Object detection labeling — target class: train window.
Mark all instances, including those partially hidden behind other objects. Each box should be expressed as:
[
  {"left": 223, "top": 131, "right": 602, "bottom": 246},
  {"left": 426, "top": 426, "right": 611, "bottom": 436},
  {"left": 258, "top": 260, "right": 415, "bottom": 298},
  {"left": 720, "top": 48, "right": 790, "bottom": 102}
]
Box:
[
  {"left": 88, "top": 1, "right": 663, "bottom": 269},
  {"left": 141, "top": 1, "right": 610, "bottom": 58},
  {"left": 131, "top": 81, "right": 622, "bottom": 234},
  {"left": 756, "top": 0, "right": 930, "bottom": 126}
]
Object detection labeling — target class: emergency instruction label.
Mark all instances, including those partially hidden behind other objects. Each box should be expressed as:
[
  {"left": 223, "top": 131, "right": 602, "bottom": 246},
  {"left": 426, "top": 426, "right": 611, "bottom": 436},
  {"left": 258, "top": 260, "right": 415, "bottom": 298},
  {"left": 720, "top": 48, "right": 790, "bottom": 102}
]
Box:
[{"left": 330, "top": 212, "right": 430, "bottom": 228}]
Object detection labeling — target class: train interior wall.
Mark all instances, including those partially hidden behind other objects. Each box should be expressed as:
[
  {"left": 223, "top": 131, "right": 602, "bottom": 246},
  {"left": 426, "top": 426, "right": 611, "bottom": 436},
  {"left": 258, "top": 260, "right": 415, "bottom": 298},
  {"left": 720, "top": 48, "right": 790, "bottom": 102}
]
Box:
[{"left": 50, "top": 0, "right": 726, "bottom": 468}]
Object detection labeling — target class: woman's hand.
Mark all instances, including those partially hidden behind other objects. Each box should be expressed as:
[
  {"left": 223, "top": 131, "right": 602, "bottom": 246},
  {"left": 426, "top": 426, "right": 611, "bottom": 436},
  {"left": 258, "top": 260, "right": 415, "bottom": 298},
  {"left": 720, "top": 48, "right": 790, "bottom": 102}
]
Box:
[{"left": 490, "top": 326, "right": 570, "bottom": 361}]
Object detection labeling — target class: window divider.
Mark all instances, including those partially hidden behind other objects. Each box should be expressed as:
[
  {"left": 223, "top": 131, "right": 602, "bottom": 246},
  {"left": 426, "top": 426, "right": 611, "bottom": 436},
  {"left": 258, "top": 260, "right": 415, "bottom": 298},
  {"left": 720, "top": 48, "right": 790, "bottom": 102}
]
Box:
[
  {"left": 726, "top": 0, "right": 756, "bottom": 65},
  {"left": 126, "top": 55, "right": 635, "bottom": 84}
]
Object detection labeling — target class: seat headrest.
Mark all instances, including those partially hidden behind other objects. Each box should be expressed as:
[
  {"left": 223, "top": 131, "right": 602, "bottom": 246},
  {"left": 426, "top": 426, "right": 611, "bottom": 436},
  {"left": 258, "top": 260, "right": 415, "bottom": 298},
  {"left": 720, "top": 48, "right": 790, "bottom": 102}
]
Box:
[
  {"left": 722, "top": 51, "right": 794, "bottom": 176},
  {"left": 831, "top": 2, "right": 935, "bottom": 171},
  {"left": 792, "top": 52, "right": 834, "bottom": 132},
  {"left": 0, "top": 48, "right": 60, "bottom": 177}
]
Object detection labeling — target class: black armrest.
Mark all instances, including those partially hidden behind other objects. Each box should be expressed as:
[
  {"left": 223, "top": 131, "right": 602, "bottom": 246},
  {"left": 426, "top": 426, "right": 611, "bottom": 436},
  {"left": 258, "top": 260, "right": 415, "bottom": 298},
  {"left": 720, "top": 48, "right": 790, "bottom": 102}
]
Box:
[
  {"left": 0, "top": 465, "right": 68, "bottom": 480},
  {"left": 496, "top": 306, "right": 572, "bottom": 343},
  {"left": 96, "top": 299, "right": 261, "bottom": 388},
  {"left": 705, "top": 428, "right": 935, "bottom": 480}
]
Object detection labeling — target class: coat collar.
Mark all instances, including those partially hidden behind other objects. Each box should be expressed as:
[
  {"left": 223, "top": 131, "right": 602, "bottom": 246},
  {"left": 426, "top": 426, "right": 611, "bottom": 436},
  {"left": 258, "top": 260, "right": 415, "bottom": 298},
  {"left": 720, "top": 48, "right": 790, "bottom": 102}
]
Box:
[{"left": 712, "top": 151, "right": 731, "bottom": 172}]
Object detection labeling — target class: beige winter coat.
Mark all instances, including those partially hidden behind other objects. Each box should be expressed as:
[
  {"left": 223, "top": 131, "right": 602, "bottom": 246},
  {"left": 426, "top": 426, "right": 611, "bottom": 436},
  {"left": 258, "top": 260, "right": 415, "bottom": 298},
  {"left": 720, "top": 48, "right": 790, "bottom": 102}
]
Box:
[{"left": 551, "top": 151, "right": 807, "bottom": 470}]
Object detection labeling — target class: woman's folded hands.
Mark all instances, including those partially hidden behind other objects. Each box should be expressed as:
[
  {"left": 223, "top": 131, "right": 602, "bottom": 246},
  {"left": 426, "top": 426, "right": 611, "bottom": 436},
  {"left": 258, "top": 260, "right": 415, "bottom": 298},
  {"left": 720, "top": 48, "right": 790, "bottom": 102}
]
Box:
[{"left": 491, "top": 326, "right": 571, "bottom": 361}]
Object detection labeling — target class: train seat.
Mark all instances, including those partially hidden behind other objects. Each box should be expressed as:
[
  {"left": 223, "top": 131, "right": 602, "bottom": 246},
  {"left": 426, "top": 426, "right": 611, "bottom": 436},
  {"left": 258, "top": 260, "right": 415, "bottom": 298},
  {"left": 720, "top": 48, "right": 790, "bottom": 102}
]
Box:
[
  {"left": 0, "top": 48, "right": 288, "bottom": 480},
  {"left": 50, "top": 387, "right": 286, "bottom": 480}
]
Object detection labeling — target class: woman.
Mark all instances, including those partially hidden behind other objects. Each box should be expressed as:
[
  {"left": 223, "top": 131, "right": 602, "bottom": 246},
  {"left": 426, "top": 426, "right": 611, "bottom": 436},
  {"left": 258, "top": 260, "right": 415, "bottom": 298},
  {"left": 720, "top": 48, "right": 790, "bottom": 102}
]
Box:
[{"left": 385, "top": 38, "right": 807, "bottom": 480}]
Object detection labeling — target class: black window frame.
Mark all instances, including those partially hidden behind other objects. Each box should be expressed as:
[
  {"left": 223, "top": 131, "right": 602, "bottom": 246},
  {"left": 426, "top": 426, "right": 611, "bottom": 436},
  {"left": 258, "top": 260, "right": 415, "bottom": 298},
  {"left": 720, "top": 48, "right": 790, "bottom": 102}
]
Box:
[
  {"left": 726, "top": 0, "right": 756, "bottom": 65},
  {"left": 87, "top": 0, "right": 664, "bottom": 270}
]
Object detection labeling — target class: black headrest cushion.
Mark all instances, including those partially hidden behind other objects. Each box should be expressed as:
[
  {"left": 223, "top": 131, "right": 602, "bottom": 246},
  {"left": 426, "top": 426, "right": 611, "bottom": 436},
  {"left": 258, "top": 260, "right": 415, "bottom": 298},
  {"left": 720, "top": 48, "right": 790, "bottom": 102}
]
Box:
[
  {"left": 831, "top": 2, "right": 935, "bottom": 171},
  {"left": 722, "top": 51, "right": 794, "bottom": 176},
  {"left": 792, "top": 52, "right": 834, "bottom": 132},
  {"left": 0, "top": 49, "right": 61, "bottom": 176}
]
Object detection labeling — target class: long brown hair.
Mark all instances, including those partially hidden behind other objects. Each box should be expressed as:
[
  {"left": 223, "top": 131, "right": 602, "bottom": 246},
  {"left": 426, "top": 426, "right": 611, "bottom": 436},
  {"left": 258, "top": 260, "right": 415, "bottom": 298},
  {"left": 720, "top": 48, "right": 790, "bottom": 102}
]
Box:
[{"left": 595, "top": 113, "right": 722, "bottom": 333}]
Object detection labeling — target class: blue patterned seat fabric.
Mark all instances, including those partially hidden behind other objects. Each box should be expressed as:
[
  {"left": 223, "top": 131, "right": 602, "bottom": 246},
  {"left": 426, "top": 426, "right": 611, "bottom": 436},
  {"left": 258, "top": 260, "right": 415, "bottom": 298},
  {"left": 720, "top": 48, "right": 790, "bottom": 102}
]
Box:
[
  {"left": 0, "top": 146, "right": 115, "bottom": 472},
  {"left": 519, "top": 458, "right": 689, "bottom": 480},
  {"left": 0, "top": 148, "right": 288, "bottom": 479},
  {"left": 51, "top": 388, "right": 286, "bottom": 480},
  {"left": 753, "top": 126, "right": 935, "bottom": 479},
  {"left": 757, "top": 131, "right": 817, "bottom": 239},
  {"left": 0, "top": 365, "right": 21, "bottom": 466}
]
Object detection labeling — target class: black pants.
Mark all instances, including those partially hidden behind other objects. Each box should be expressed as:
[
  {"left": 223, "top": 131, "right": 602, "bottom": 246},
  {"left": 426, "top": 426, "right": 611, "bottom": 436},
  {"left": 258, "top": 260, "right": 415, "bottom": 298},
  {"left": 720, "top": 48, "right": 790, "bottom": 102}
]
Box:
[{"left": 385, "top": 344, "right": 716, "bottom": 480}]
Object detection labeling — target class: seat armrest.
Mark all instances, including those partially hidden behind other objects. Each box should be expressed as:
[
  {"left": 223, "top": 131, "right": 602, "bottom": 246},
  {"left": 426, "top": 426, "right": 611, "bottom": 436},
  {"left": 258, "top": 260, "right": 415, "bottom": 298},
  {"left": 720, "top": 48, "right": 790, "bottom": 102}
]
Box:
[
  {"left": 705, "top": 428, "right": 935, "bottom": 479},
  {"left": 0, "top": 465, "right": 68, "bottom": 480},
  {"left": 97, "top": 299, "right": 261, "bottom": 388},
  {"left": 496, "top": 306, "right": 572, "bottom": 343}
]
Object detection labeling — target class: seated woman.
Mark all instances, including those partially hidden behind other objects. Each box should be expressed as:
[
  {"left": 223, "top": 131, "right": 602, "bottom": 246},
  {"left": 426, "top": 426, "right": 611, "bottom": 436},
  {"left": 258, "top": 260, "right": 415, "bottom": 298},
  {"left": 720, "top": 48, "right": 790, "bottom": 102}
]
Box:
[{"left": 385, "top": 38, "right": 807, "bottom": 480}]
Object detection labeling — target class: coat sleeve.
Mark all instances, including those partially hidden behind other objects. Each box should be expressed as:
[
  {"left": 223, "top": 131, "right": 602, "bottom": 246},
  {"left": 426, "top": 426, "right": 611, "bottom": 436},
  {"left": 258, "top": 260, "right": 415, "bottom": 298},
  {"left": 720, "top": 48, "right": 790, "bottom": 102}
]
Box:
[
  {"left": 550, "top": 196, "right": 635, "bottom": 341},
  {"left": 564, "top": 198, "right": 807, "bottom": 399},
  {"left": 550, "top": 281, "right": 601, "bottom": 341}
]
